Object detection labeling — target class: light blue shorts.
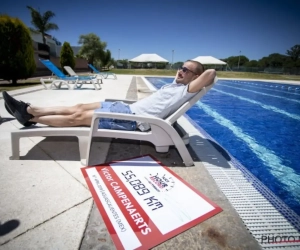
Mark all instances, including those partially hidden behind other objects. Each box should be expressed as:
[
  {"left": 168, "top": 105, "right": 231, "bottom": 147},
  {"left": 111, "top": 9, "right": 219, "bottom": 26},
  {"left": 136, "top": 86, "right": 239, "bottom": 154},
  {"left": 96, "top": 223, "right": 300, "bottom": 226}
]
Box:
[{"left": 96, "top": 101, "right": 136, "bottom": 131}]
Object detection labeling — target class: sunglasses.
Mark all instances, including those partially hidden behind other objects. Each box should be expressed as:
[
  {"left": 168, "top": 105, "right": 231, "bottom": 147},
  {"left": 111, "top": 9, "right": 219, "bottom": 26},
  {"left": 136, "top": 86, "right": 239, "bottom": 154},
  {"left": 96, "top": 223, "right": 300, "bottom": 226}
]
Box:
[{"left": 179, "top": 66, "right": 197, "bottom": 75}]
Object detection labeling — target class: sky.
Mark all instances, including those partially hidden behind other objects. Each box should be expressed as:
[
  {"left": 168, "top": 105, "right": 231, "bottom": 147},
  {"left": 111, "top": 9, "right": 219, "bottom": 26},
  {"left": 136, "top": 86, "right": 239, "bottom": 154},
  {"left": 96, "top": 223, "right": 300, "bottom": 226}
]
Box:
[{"left": 1, "top": 0, "right": 300, "bottom": 62}]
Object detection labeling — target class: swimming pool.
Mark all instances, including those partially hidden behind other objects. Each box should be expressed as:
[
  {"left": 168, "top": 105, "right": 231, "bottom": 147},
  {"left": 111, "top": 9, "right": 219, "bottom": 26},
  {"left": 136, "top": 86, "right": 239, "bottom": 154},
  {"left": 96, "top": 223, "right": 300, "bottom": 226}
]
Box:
[{"left": 145, "top": 77, "right": 300, "bottom": 216}]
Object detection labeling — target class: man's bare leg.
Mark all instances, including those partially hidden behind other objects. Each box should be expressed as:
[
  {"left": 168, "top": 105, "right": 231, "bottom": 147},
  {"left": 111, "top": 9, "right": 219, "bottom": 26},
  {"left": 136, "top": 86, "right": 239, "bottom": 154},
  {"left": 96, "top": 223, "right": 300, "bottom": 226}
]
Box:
[
  {"left": 27, "top": 102, "right": 101, "bottom": 117},
  {"left": 31, "top": 110, "right": 95, "bottom": 127},
  {"left": 27, "top": 102, "right": 101, "bottom": 127}
]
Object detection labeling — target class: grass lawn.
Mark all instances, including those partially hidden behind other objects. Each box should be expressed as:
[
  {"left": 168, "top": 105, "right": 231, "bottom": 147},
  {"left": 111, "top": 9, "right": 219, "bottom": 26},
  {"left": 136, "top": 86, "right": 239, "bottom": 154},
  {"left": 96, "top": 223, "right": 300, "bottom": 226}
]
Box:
[
  {"left": 0, "top": 80, "right": 41, "bottom": 92},
  {"left": 1, "top": 70, "right": 299, "bottom": 92}
]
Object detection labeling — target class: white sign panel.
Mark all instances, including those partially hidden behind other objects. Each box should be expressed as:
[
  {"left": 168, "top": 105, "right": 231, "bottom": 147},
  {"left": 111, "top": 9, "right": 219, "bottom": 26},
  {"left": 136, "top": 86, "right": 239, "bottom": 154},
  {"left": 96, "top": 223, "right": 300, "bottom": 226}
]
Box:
[{"left": 82, "top": 155, "right": 222, "bottom": 250}]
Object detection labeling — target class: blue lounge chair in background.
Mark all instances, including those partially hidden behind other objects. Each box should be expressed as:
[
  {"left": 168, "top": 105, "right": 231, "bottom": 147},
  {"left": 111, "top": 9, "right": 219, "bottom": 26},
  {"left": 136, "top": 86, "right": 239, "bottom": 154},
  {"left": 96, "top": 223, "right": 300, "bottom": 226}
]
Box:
[
  {"left": 88, "top": 64, "right": 117, "bottom": 79},
  {"left": 64, "top": 66, "right": 103, "bottom": 84},
  {"left": 39, "top": 59, "right": 102, "bottom": 90}
]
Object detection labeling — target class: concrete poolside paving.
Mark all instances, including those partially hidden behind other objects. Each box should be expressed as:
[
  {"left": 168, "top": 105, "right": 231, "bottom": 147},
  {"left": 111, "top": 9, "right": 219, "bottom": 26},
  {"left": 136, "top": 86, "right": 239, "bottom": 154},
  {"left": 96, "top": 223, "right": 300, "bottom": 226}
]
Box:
[{"left": 0, "top": 75, "right": 260, "bottom": 250}]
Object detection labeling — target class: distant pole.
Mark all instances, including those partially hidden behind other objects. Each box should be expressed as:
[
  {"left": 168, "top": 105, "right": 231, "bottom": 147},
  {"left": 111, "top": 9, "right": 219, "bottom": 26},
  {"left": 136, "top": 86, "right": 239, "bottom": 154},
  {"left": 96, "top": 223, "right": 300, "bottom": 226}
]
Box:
[
  {"left": 171, "top": 49, "right": 174, "bottom": 69},
  {"left": 238, "top": 50, "right": 241, "bottom": 70},
  {"left": 118, "top": 49, "right": 120, "bottom": 61}
]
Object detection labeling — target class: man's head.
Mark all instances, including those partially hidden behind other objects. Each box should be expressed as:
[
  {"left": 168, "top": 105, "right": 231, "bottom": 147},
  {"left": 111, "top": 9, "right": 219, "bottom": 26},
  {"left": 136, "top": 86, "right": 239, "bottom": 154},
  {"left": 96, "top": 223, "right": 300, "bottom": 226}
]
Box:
[{"left": 175, "top": 60, "right": 204, "bottom": 84}]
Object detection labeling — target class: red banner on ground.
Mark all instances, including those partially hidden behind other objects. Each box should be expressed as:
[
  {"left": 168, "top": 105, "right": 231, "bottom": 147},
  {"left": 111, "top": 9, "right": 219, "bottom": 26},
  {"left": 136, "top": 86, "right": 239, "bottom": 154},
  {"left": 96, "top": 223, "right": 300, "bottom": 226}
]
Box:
[{"left": 81, "top": 155, "right": 222, "bottom": 250}]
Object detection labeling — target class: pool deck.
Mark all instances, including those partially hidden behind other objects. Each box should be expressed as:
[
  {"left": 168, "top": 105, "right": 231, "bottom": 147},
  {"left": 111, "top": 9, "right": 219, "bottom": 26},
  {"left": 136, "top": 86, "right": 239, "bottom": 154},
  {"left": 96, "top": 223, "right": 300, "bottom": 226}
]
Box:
[{"left": 1, "top": 74, "right": 289, "bottom": 249}]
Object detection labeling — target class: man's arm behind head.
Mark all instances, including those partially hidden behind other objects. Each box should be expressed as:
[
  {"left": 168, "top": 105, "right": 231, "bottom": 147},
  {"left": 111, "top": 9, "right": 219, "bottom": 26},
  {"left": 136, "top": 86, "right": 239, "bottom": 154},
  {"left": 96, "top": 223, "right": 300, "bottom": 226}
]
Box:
[{"left": 188, "top": 69, "right": 216, "bottom": 93}]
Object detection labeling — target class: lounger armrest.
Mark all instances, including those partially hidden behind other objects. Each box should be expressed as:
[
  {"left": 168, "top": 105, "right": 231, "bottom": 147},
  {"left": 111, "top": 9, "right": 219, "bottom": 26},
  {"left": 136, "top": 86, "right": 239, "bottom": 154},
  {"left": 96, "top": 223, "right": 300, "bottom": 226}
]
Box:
[
  {"left": 104, "top": 99, "right": 136, "bottom": 104},
  {"left": 138, "top": 89, "right": 157, "bottom": 93},
  {"left": 92, "top": 112, "right": 175, "bottom": 132},
  {"left": 92, "top": 112, "right": 163, "bottom": 124}
]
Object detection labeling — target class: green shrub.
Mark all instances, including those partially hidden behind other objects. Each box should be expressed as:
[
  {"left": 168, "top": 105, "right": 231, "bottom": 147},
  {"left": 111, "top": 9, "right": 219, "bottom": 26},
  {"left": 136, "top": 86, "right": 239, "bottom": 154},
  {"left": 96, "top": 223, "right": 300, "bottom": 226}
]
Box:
[
  {"left": 0, "top": 15, "right": 36, "bottom": 84},
  {"left": 60, "top": 41, "right": 75, "bottom": 74},
  {"left": 156, "top": 62, "right": 167, "bottom": 69}
]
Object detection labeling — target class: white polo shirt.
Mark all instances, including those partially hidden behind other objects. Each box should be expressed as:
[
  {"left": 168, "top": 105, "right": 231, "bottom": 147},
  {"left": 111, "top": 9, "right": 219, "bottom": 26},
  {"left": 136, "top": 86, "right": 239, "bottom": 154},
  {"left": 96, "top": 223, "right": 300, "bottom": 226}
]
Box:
[{"left": 129, "top": 82, "right": 198, "bottom": 131}]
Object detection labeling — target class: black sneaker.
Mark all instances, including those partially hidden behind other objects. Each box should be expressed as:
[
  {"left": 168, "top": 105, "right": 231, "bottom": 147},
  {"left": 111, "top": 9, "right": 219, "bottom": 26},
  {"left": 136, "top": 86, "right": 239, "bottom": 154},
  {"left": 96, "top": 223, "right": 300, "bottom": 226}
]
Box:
[
  {"left": 2, "top": 91, "right": 35, "bottom": 126},
  {"left": 5, "top": 102, "right": 36, "bottom": 127}
]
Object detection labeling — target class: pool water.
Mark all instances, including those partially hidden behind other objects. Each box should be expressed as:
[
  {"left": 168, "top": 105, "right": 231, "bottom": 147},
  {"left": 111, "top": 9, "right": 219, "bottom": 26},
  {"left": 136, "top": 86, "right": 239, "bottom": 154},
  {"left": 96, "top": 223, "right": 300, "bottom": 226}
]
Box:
[{"left": 145, "top": 77, "right": 300, "bottom": 215}]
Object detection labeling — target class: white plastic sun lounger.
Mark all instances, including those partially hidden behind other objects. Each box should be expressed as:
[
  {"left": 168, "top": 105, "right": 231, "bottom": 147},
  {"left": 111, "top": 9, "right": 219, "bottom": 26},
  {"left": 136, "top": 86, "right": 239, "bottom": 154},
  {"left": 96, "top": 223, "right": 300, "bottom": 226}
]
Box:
[
  {"left": 10, "top": 77, "right": 217, "bottom": 166},
  {"left": 39, "top": 77, "right": 84, "bottom": 90},
  {"left": 88, "top": 64, "right": 117, "bottom": 79},
  {"left": 64, "top": 66, "right": 104, "bottom": 82},
  {"left": 39, "top": 59, "right": 102, "bottom": 90}
]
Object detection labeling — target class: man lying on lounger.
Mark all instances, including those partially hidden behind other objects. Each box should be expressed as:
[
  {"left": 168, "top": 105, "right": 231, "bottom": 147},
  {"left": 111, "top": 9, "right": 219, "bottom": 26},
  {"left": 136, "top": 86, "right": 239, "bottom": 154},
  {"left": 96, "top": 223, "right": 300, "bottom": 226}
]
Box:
[{"left": 3, "top": 60, "right": 216, "bottom": 131}]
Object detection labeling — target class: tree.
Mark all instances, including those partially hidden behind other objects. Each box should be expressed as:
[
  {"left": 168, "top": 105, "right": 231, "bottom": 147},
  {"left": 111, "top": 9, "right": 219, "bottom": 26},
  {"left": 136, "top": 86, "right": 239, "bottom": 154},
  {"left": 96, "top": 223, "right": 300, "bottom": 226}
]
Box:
[
  {"left": 26, "top": 6, "right": 58, "bottom": 44},
  {"left": 284, "top": 57, "right": 297, "bottom": 68},
  {"left": 101, "top": 50, "right": 112, "bottom": 68},
  {"left": 117, "top": 59, "right": 128, "bottom": 68},
  {"left": 78, "top": 33, "right": 107, "bottom": 66},
  {"left": 258, "top": 57, "right": 269, "bottom": 68},
  {"left": 156, "top": 62, "right": 168, "bottom": 69},
  {"left": 286, "top": 44, "right": 300, "bottom": 62},
  {"left": 239, "top": 56, "right": 249, "bottom": 67},
  {"left": 267, "top": 53, "right": 286, "bottom": 67},
  {"left": 223, "top": 56, "right": 236, "bottom": 67},
  {"left": 0, "top": 15, "right": 36, "bottom": 84},
  {"left": 257, "top": 53, "right": 290, "bottom": 68},
  {"left": 60, "top": 42, "right": 75, "bottom": 75},
  {"left": 245, "top": 60, "right": 259, "bottom": 67},
  {"left": 172, "top": 61, "right": 184, "bottom": 69},
  {"left": 223, "top": 56, "right": 249, "bottom": 68},
  {"left": 109, "top": 58, "right": 116, "bottom": 68}
]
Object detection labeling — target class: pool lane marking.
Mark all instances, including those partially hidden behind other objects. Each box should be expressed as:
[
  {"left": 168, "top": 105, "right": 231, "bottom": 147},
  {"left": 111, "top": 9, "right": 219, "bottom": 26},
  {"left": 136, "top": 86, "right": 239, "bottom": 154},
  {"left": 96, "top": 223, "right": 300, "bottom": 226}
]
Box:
[
  {"left": 196, "top": 101, "right": 300, "bottom": 202},
  {"left": 221, "top": 80, "right": 300, "bottom": 96},
  {"left": 212, "top": 88, "right": 300, "bottom": 121},
  {"left": 219, "top": 83, "right": 300, "bottom": 104}
]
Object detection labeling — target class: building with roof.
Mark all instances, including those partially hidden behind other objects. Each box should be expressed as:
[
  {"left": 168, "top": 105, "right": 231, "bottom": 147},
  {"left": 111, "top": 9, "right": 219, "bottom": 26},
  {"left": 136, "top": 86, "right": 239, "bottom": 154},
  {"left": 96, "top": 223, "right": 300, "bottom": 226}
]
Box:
[
  {"left": 30, "top": 32, "right": 88, "bottom": 76},
  {"left": 129, "top": 54, "right": 169, "bottom": 69},
  {"left": 192, "top": 56, "right": 227, "bottom": 65}
]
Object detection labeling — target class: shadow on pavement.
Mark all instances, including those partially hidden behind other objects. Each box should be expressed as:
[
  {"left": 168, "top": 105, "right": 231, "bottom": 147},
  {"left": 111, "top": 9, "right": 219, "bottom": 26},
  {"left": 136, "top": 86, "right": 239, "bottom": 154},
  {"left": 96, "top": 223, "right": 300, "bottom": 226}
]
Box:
[
  {"left": 0, "top": 117, "right": 15, "bottom": 125},
  {"left": 9, "top": 134, "right": 232, "bottom": 170},
  {"left": 0, "top": 220, "right": 20, "bottom": 236},
  {"left": 187, "top": 135, "right": 232, "bottom": 169}
]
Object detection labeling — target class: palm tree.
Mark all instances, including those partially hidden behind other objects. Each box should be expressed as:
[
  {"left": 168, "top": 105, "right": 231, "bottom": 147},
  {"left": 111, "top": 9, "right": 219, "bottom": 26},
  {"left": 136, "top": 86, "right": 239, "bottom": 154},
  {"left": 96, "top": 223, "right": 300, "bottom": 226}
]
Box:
[{"left": 26, "top": 6, "right": 59, "bottom": 44}]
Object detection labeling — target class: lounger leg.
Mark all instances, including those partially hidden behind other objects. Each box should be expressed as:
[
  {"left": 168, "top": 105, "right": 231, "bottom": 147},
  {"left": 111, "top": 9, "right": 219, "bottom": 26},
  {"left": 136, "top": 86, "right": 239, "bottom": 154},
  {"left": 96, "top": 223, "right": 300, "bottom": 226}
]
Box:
[
  {"left": 92, "top": 79, "right": 101, "bottom": 90},
  {"left": 182, "top": 133, "right": 190, "bottom": 145},
  {"left": 40, "top": 79, "right": 48, "bottom": 90},
  {"left": 97, "top": 79, "right": 102, "bottom": 89},
  {"left": 77, "top": 136, "right": 88, "bottom": 166},
  {"left": 11, "top": 133, "right": 20, "bottom": 159},
  {"left": 92, "top": 81, "right": 99, "bottom": 91},
  {"left": 51, "top": 81, "right": 64, "bottom": 89},
  {"left": 75, "top": 82, "right": 84, "bottom": 89},
  {"left": 155, "top": 144, "right": 193, "bottom": 166},
  {"left": 161, "top": 125, "right": 194, "bottom": 167},
  {"left": 155, "top": 146, "right": 169, "bottom": 153},
  {"left": 174, "top": 142, "right": 194, "bottom": 167}
]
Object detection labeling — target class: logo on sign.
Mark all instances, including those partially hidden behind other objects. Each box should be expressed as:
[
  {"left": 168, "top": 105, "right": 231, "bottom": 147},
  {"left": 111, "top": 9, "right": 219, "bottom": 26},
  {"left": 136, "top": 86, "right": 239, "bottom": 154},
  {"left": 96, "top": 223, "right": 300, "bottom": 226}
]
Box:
[{"left": 146, "top": 173, "right": 175, "bottom": 192}]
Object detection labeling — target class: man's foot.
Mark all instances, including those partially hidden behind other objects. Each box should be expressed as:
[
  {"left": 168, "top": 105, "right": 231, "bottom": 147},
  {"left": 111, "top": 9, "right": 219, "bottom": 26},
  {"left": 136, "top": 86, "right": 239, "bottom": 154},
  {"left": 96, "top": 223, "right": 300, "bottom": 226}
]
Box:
[
  {"left": 2, "top": 91, "right": 35, "bottom": 126},
  {"left": 4, "top": 103, "right": 36, "bottom": 127}
]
